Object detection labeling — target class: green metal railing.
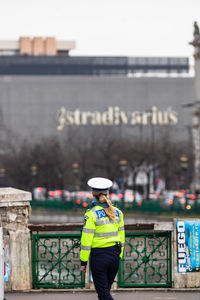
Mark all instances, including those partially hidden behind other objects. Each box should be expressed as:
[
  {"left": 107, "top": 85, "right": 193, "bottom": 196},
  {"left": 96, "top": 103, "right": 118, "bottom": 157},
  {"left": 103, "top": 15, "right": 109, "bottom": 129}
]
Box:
[
  {"left": 32, "top": 230, "right": 172, "bottom": 289},
  {"left": 32, "top": 233, "right": 85, "bottom": 288},
  {"left": 31, "top": 199, "right": 74, "bottom": 210},
  {"left": 118, "top": 232, "right": 172, "bottom": 287}
]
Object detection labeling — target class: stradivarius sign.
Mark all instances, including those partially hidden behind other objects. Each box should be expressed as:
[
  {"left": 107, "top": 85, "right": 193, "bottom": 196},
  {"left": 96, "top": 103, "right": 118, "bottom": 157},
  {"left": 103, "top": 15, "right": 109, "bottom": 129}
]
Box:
[{"left": 56, "top": 106, "right": 178, "bottom": 131}]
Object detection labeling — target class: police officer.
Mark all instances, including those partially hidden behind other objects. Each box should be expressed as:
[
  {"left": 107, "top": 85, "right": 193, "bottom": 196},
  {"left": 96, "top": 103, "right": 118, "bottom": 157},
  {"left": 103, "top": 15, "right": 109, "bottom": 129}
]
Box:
[{"left": 80, "top": 177, "right": 125, "bottom": 300}]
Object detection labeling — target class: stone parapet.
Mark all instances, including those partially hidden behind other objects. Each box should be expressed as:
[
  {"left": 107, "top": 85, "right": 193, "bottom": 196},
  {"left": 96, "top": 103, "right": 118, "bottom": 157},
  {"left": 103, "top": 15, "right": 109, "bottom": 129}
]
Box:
[
  {"left": 0, "top": 188, "right": 32, "bottom": 291},
  {"left": 0, "top": 187, "right": 31, "bottom": 204}
]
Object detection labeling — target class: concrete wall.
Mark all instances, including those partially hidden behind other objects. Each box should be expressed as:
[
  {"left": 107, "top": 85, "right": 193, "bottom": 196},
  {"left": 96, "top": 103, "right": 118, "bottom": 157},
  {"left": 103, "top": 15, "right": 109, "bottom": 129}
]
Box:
[{"left": 0, "top": 188, "right": 32, "bottom": 291}]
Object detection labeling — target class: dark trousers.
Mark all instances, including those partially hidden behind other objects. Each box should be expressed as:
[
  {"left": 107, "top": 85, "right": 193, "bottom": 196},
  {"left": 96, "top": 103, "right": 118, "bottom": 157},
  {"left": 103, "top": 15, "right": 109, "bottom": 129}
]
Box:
[{"left": 90, "top": 245, "right": 120, "bottom": 300}]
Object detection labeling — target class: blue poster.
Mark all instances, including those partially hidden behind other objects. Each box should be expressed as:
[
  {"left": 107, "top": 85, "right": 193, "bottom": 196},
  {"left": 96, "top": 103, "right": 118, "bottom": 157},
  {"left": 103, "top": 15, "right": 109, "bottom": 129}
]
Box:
[
  {"left": 4, "top": 263, "right": 10, "bottom": 282},
  {"left": 176, "top": 220, "right": 200, "bottom": 273}
]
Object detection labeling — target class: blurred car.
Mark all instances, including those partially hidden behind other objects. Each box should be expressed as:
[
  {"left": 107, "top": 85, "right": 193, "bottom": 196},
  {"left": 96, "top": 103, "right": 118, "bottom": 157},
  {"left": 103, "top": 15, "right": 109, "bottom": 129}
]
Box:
[
  {"left": 110, "top": 189, "right": 135, "bottom": 207},
  {"left": 48, "top": 189, "right": 63, "bottom": 201},
  {"left": 110, "top": 192, "right": 120, "bottom": 202},
  {"left": 33, "top": 187, "right": 46, "bottom": 201},
  {"left": 124, "top": 189, "right": 135, "bottom": 202},
  {"left": 71, "top": 190, "right": 93, "bottom": 208},
  {"left": 160, "top": 190, "right": 187, "bottom": 209},
  {"left": 63, "top": 190, "right": 71, "bottom": 201},
  {"left": 160, "top": 190, "right": 176, "bottom": 208},
  {"left": 173, "top": 190, "right": 187, "bottom": 209},
  {"left": 134, "top": 191, "right": 143, "bottom": 206},
  {"left": 185, "top": 193, "right": 200, "bottom": 210}
]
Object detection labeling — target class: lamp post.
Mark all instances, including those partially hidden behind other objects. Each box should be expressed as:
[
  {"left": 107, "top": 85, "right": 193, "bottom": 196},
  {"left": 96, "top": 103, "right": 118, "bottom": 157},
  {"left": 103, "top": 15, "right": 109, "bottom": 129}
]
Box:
[
  {"left": 0, "top": 168, "right": 6, "bottom": 187},
  {"left": 180, "top": 155, "right": 188, "bottom": 189},
  {"left": 119, "top": 160, "right": 128, "bottom": 210},
  {"left": 189, "top": 22, "right": 200, "bottom": 193},
  {"left": 72, "top": 162, "right": 80, "bottom": 191},
  {"left": 182, "top": 101, "right": 200, "bottom": 192},
  {"left": 31, "top": 165, "right": 38, "bottom": 191}
]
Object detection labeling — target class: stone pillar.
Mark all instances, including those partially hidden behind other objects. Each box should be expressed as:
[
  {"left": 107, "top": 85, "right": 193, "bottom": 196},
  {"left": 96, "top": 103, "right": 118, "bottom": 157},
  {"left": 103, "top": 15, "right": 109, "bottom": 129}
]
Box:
[
  {"left": 0, "top": 188, "right": 32, "bottom": 291},
  {"left": 190, "top": 22, "right": 200, "bottom": 192}
]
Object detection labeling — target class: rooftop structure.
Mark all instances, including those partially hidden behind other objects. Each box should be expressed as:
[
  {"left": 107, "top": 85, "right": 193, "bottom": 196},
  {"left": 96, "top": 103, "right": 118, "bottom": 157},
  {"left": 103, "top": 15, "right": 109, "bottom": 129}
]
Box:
[
  {"left": 0, "top": 37, "right": 76, "bottom": 56},
  {"left": 0, "top": 37, "right": 190, "bottom": 76}
]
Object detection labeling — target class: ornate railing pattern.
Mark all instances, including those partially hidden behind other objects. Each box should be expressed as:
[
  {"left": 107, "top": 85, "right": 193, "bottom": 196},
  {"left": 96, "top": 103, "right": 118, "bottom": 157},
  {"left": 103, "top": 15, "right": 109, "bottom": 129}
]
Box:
[
  {"left": 32, "top": 229, "right": 171, "bottom": 288},
  {"left": 118, "top": 232, "right": 172, "bottom": 287},
  {"left": 32, "top": 233, "right": 85, "bottom": 288}
]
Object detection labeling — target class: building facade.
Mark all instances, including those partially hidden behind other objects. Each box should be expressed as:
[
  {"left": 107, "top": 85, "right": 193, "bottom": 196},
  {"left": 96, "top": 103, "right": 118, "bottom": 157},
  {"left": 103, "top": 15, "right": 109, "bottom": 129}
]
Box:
[
  {"left": 0, "top": 75, "right": 194, "bottom": 143},
  {"left": 0, "top": 37, "right": 195, "bottom": 145}
]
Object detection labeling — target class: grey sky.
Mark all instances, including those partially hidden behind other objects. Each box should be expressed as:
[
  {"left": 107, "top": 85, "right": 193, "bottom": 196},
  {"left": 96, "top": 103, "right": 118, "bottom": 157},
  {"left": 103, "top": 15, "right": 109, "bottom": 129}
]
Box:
[{"left": 1, "top": 0, "right": 200, "bottom": 58}]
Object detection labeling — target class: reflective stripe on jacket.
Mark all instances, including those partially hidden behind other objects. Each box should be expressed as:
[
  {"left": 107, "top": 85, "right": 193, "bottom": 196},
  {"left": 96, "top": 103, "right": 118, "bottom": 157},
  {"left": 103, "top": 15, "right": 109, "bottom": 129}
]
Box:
[{"left": 80, "top": 205, "right": 125, "bottom": 263}]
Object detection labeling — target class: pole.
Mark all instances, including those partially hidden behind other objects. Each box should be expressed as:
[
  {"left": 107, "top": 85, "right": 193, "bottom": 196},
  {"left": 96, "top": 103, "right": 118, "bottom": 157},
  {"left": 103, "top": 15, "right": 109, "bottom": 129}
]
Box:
[
  {"left": 119, "top": 160, "right": 128, "bottom": 211},
  {"left": 0, "top": 226, "right": 4, "bottom": 300},
  {"left": 190, "top": 22, "right": 200, "bottom": 193}
]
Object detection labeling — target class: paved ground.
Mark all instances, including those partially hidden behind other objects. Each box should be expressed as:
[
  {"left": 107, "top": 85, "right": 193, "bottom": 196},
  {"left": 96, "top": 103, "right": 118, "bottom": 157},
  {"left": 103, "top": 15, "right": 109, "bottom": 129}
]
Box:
[{"left": 5, "top": 291, "right": 200, "bottom": 300}]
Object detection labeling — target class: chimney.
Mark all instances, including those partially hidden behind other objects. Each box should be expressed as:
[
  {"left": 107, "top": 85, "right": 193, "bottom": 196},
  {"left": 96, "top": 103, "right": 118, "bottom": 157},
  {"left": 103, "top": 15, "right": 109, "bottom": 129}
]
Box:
[
  {"left": 45, "top": 37, "right": 57, "bottom": 55},
  {"left": 19, "top": 37, "right": 32, "bottom": 55},
  {"left": 32, "top": 37, "right": 45, "bottom": 55}
]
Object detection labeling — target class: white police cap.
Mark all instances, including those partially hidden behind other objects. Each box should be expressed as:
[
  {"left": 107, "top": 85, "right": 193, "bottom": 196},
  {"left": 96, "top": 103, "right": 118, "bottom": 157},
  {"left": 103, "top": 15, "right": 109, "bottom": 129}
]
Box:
[{"left": 87, "top": 177, "right": 112, "bottom": 192}]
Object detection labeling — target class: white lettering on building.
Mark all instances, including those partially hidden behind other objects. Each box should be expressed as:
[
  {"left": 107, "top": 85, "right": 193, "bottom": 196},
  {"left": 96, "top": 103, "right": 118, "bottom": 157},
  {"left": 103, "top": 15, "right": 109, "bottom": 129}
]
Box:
[{"left": 56, "top": 106, "right": 178, "bottom": 131}]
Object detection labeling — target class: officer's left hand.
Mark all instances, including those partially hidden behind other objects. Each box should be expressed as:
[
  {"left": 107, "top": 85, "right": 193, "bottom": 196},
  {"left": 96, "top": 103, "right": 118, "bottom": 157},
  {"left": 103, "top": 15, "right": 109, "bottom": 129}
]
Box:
[{"left": 80, "top": 266, "right": 87, "bottom": 273}]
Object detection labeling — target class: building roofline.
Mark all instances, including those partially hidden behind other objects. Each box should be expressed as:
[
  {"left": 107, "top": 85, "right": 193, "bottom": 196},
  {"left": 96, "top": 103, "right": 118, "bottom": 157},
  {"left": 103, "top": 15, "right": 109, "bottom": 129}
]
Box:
[{"left": 0, "top": 38, "right": 76, "bottom": 54}]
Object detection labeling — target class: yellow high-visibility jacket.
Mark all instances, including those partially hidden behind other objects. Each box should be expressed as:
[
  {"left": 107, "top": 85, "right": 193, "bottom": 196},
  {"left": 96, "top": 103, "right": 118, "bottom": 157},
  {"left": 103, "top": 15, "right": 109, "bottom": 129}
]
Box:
[{"left": 80, "top": 205, "right": 125, "bottom": 264}]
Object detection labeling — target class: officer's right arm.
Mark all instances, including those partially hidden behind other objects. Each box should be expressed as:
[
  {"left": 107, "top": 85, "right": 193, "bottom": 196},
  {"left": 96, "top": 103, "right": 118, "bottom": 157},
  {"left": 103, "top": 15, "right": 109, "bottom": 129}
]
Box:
[
  {"left": 118, "top": 211, "right": 125, "bottom": 258},
  {"left": 80, "top": 211, "right": 96, "bottom": 265}
]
